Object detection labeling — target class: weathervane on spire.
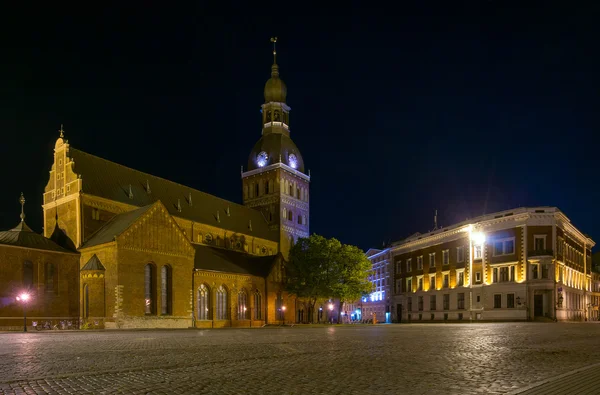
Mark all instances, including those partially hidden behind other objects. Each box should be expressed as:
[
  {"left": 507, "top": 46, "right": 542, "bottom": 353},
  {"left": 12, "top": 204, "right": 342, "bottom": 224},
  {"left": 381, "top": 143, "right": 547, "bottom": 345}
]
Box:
[
  {"left": 59, "top": 124, "right": 64, "bottom": 138},
  {"left": 270, "top": 37, "right": 278, "bottom": 64},
  {"left": 19, "top": 193, "right": 26, "bottom": 222}
]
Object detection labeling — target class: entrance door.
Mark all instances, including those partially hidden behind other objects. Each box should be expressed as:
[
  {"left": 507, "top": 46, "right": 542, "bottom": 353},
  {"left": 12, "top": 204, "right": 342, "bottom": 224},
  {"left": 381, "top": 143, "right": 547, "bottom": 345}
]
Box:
[
  {"left": 534, "top": 295, "right": 543, "bottom": 316},
  {"left": 397, "top": 304, "right": 403, "bottom": 323}
]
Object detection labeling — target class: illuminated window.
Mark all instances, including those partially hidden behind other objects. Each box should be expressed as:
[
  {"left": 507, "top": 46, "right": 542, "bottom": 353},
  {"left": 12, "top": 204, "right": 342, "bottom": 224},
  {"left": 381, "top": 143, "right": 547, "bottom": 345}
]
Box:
[
  {"left": 254, "top": 290, "right": 262, "bottom": 320},
  {"left": 429, "top": 253, "right": 435, "bottom": 268},
  {"left": 457, "top": 270, "right": 464, "bottom": 286},
  {"left": 145, "top": 264, "right": 156, "bottom": 315},
  {"left": 443, "top": 273, "right": 449, "bottom": 288},
  {"left": 216, "top": 285, "right": 228, "bottom": 320},
  {"left": 406, "top": 259, "right": 412, "bottom": 273},
  {"left": 417, "top": 256, "right": 423, "bottom": 270},
  {"left": 197, "top": 284, "right": 210, "bottom": 320},
  {"left": 407, "top": 278, "right": 412, "bottom": 292},
  {"left": 430, "top": 275, "right": 436, "bottom": 290},
  {"left": 475, "top": 271, "right": 481, "bottom": 283},
  {"left": 534, "top": 235, "right": 546, "bottom": 251},
  {"left": 418, "top": 277, "right": 423, "bottom": 291},
  {"left": 443, "top": 250, "right": 449, "bottom": 265},
  {"left": 287, "top": 210, "right": 293, "bottom": 221},
  {"left": 474, "top": 245, "right": 483, "bottom": 260},
  {"left": 238, "top": 289, "right": 248, "bottom": 320}
]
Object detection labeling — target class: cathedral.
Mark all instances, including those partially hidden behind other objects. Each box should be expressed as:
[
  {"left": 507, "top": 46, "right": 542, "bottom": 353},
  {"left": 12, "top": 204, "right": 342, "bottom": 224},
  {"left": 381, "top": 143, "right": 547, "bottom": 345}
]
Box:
[{"left": 0, "top": 49, "right": 309, "bottom": 329}]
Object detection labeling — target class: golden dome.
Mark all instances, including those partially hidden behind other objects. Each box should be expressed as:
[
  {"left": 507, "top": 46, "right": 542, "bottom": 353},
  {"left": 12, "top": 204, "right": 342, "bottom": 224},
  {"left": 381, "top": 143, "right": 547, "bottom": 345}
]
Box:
[{"left": 264, "top": 63, "right": 287, "bottom": 103}]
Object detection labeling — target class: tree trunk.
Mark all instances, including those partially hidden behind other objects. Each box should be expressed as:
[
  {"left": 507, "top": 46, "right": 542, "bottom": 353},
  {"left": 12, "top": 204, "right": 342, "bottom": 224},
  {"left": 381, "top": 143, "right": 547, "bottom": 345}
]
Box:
[{"left": 337, "top": 300, "right": 344, "bottom": 324}]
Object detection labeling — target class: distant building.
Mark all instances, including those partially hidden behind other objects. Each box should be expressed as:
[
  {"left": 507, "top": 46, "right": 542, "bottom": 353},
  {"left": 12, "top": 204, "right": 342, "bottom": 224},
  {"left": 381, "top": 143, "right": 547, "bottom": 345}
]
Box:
[
  {"left": 363, "top": 248, "right": 392, "bottom": 323},
  {"left": 388, "top": 207, "right": 594, "bottom": 322}
]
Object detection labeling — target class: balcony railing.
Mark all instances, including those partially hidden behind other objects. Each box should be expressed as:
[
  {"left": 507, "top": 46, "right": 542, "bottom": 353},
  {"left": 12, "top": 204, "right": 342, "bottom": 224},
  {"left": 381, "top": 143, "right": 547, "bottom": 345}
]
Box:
[{"left": 528, "top": 249, "right": 553, "bottom": 257}]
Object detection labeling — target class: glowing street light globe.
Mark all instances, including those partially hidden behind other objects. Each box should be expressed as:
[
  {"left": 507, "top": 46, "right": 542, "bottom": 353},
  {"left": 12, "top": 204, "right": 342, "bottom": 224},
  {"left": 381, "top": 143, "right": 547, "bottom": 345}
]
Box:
[
  {"left": 328, "top": 303, "right": 334, "bottom": 311},
  {"left": 16, "top": 293, "right": 30, "bottom": 302},
  {"left": 472, "top": 232, "right": 486, "bottom": 246}
]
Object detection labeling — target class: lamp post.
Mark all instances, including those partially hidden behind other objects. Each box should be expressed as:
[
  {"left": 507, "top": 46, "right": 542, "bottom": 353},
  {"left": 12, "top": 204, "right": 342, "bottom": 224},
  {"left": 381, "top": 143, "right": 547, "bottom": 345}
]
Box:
[
  {"left": 16, "top": 293, "right": 30, "bottom": 332},
  {"left": 328, "top": 303, "right": 334, "bottom": 324}
]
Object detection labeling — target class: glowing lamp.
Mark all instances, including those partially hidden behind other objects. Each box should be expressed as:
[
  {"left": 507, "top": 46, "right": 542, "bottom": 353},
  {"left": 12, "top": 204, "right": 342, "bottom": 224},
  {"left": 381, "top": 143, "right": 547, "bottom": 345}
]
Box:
[
  {"left": 281, "top": 306, "right": 286, "bottom": 311},
  {"left": 328, "top": 303, "right": 334, "bottom": 311},
  {"left": 472, "top": 232, "right": 486, "bottom": 246}
]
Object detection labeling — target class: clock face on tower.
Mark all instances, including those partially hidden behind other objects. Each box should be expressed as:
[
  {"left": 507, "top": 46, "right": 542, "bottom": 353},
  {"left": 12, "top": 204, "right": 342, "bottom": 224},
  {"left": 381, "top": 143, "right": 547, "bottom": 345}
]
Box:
[
  {"left": 288, "top": 153, "right": 298, "bottom": 169},
  {"left": 257, "top": 151, "right": 268, "bottom": 167}
]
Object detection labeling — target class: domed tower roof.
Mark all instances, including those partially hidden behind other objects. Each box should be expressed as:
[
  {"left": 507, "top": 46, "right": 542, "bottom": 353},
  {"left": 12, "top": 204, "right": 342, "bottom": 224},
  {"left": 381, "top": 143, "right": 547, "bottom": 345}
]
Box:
[
  {"left": 247, "top": 132, "right": 304, "bottom": 173},
  {"left": 264, "top": 63, "right": 287, "bottom": 103}
]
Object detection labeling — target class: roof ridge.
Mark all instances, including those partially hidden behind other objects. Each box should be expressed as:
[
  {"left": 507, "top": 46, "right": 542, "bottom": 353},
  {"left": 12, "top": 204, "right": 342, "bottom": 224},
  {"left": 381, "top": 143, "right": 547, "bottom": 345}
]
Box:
[{"left": 70, "top": 147, "right": 258, "bottom": 213}]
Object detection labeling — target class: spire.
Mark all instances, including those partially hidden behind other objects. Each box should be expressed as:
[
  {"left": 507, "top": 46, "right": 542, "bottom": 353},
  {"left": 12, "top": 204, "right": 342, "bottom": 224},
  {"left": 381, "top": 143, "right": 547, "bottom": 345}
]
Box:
[
  {"left": 19, "top": 193, "right": 25, "bottom": 222},
  {"left": 59, "top": 124, "right": 64, "bottom": 138},
  {"left": 270, "top": 37, "right": 279, "bottom": 77}
]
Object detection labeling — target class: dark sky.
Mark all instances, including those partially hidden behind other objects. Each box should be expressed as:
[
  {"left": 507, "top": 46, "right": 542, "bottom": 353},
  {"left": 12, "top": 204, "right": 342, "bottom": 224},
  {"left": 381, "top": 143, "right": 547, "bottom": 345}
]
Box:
[{"left": 1, "top": 3, "right": 598, "bottom": 251}]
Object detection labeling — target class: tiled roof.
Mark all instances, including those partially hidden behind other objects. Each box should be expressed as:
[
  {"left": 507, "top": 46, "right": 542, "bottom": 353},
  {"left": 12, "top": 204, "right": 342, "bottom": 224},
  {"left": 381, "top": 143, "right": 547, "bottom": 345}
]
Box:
[
  {"left": 80, "top": 205, "right": 154, "bottom": 248},
  {"left": 69, "top": 148, "right": 277, "bottom": 242},
  {"left": 194, "top": 244, "right": 280, "bottom": 277},
  {"left": 81, "top": 254, "right": 105, "bottom": 271},
  {"left": 0, "top": 221, "right": 76, "bottom": 254}
]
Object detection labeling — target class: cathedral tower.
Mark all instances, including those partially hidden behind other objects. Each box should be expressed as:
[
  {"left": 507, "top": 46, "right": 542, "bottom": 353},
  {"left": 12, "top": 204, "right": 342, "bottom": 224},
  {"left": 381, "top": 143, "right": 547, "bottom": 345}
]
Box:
[{"left": 242, "top": 39, "right": 310, "bottom": 257}]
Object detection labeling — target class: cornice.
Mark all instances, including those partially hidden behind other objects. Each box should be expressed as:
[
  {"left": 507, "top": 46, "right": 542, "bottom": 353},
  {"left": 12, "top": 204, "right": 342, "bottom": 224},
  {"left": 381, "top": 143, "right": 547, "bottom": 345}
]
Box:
[{"left": 242, "top": 163, "right": 310, "bottom": 182}]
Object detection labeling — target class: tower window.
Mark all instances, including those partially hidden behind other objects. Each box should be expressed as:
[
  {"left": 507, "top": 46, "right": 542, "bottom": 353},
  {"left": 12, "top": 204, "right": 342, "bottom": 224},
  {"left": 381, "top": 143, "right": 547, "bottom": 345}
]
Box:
[
  {"left": 288, "top": 210, "right": 293, "bottom": 221},
  {"left": 264, "top": 181, "right": 269, "bottom": 195},
  {"left": 255, "top": 184, "right": 259, "bottom": 197},
  {"left": 297, "top": 187, "right": 300, "bottom": 198},
  {"left": 289, "top": 184, "right": 293, "bottom": 195},
  {"left": 298, "top": 215, "right": 302, "bottom": 224}
]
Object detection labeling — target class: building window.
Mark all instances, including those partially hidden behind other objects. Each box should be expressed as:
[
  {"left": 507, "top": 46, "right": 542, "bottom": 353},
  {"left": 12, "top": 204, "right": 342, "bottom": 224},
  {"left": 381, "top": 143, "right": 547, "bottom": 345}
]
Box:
[
  {"left": 493, "top": 238, "right": 515, "bottom": 256},
  {"left": 407, "top": 278, "right": 412, "bottom": 292},
  {"left": 396, "top": 280, "right": 402, "bottom": 294},
  {"left": 458, "top": 313, "right": 463, "bottom": 320},
  {"left": 443, "top": 294, "right": 450, "bottom": 310},
  {"left": 507, "top": 294, "right": 515, "bottom": 308},
  {"left": 395, "top": 261, "right": 401, "bottom": 274},
  {"left": 216, "top": 285, "right": 228, "bottom": 320},
  {"left": 255, "top": 184, "right": 259, "bottom": 197},
  {"left": 457, "top": 246, "right": 464, "bottom": 263},
  {"left": 287, "top": 210, "right": 293, "bottom": 221},
  {"left": 144, "top": 264, "right": 156, "bottom": 315},
  {"left": 289, "top": 184, "right": 293, "bottom": 195},
  {"left": 23, "top": 261, "right": 33, "bottom": 289},
  {"left": 197, "top": 284, "right": 211, "bottom": 320},
  {"left": 254, "top": 290, "right": 262, "bottom": 320},
  {"left": 457, "top": 293, "right": 465, "bottom": 310},
  {"left": 557, "top": 237, "right": 564, "bottom": 255},
  {"left": 417, "top": 256, "right": 423, "bottom": 270},
  {"left": 443, "top": 274, "right": 449, "bottom": 288},
  {"left": 494, "top": 294, "right": 502, "bottom": 309},
  {"left": 204, "top": 234, "right": 213, "bottom": 244},
  {"left": 457, "top": 270, "right": 464, "bottom": 286},
  {"left": 298, "top": 215, "right": 302, "bottom": 224},
  {"left": 92, "top": 208, "right": 100, "bottom": 220},
  {"left": 429, "top": 295, "right": 436, "bottom": 311},
  {"left": 45, "top": 263, "right": 55, "bottom": 293},
  {"left": 474, "top": 245, "right": 483, "bottom": 260},
  {"left": 429, "top": 253, "right": 435, "bottom": 268},
  {"left": 534, "top": 235, "right": 546, "bottom": 251},
  {"left": 532, "top": 264, "right": 539, "bottom": 280},
  {"left": 407, "top": 297, "right": 412, "bottom": 312},
  {"left": 161, "top": 266, "right": 172, "bottom": 315},
  {"left": 264, "top": 181, "right": 269, "bottom": 195},
  {"left": 475, "top": 271, "right": 481, "bottom": 283},
  {"left": 83, "top": 284, "right": 89, "bottom": 318},
  {"left": 443, "top": 250, "right": 449, "bottom": 265},
  {"left": 418, "top": 277, "right": 423, "bottom": 291},
  {"left": 276, "top": 291, "right": 284, "bottom": 320},
  {"left": 542, "top": 264, "right": 549, "bottom": 279},
  {"left": 238, "top": 289, "right": 248, "bottom": 320},
  {"left": 418, "top": 296, "right": 423, "bottom": 311},
  {"left": 430, "top": 275, "right": 436, "bottom": 290},
  {"left": 406, "top": 259, "right": 412, "bottom": 273}
]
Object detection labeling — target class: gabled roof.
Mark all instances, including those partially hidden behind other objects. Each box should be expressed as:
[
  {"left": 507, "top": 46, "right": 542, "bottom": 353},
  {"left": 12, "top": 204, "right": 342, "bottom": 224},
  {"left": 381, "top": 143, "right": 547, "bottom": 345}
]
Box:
[
  {"left": 0, "top": 221, "right": 76, "bottom": 254},
  {"left": 81, "top": 204, "right": 154, "bottom": 249},
  {"left": 68, "top": 148, "right": 277, "bottom": 241},
  {"left": 194, "top": 244, "right": 280, "bottom": 277},
  {"left": 81, "top": 254, "right": 105, "bottom": 271}
]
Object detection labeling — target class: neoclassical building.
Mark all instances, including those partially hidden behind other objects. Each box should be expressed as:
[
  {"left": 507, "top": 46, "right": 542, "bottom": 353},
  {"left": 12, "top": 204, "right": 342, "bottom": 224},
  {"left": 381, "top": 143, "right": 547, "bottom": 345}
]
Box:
[
  {"left": 0, "top": 48, "right": 310, "bottom": 329},
  {"left": 385, "top": 207, "right": 597, "bottom": 322}
]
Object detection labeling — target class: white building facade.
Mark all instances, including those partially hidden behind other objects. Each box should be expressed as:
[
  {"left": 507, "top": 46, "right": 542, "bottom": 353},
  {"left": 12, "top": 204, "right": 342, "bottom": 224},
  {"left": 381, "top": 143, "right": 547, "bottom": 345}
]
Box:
[
  {"left": 389, "top": 207, "right": 595, "bottom": 322},
  {"left": 363, "top": 248, "right": 392, "bottom": 323}
]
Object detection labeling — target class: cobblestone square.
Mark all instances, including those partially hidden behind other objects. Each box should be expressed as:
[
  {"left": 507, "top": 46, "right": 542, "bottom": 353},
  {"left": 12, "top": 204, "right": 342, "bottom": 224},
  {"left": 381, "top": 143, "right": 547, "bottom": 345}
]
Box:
[{"left": 1, "top": 323, "right": 600, "bottom": 394}]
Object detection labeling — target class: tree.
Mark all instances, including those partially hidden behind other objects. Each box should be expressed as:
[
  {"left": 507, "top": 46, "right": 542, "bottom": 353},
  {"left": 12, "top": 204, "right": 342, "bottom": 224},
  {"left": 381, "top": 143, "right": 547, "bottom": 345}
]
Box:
[{"left": 285, "top": 234, "right": 372, "bottom": 323}]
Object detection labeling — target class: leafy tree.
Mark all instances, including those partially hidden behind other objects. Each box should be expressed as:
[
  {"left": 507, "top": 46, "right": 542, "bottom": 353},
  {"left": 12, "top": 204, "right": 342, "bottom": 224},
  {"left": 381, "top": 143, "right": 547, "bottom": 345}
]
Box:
[{"left": 285, "top": 234, "right": 372, "bottom": 323}]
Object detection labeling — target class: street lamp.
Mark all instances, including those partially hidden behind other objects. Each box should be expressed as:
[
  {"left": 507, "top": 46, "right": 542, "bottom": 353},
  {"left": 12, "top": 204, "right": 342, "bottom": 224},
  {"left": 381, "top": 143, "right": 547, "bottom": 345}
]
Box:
[{"left": 15, "top": 292, "right": 30, "bottom": 332}]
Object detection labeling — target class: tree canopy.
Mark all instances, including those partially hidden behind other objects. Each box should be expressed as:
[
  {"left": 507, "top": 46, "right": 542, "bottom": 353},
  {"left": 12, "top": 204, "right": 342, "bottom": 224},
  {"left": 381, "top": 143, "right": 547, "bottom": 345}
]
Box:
[{"left": 285, "top": 234, "right": 372, "bottom": 321}]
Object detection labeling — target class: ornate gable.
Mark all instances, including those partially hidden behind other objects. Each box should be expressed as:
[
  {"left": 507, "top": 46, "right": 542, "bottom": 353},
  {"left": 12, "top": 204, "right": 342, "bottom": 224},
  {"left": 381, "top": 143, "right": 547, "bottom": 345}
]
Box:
[{"left": 118, "top": 201, "right": 194, "bottom": 258}]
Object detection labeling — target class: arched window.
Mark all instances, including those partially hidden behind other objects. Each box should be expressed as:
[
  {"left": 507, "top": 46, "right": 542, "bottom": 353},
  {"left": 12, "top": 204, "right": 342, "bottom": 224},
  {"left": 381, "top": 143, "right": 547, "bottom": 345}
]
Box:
[
  {"left": 288, "top": 210, "right": 293, "bottom": 221},
  {"left": 289, "top": 184, "right": 293, "bottom": 195},
  {"left": 254, "top": 290, "right": 262, "bottom": 320},
  {"left": 161, "top": 266, "right": 172, "bottom": 315},
  {"left": 144, "top": 264, "right": 156, "bottom": 315},
  {"left": 276, "top": 291, "right": 284, "bottom": 320},
  {"left": 298, "top": 214, "right": 302, "bottom": 224},
  {"left": 264, "top": 180, "right": 269, "bottom": 195},
  {"left": 268, "top": 179, "right": 274, "bottom": 194},
  {"left": 216, "top": 285, "right": 228, "bottom": 320},
  {"left": 197, "top": 284, "right": 210, "bottom": 320},
  {"left": 297, "top": 187, "right": 300, "bottom": 198},
  {"left": 282, "top": 208, "right": 287, "bottom": 219},
  {"left": 284, "top": 180, "right": 289, "bottom": 195},
  {"left": 23, "top": 261, "right": 33, "bottom": 288},
  {"left": 45, "top": 263, "right": 55, "bottom": 293},
  {"left": 83, "top": 284, "right": 89, "bottom": 318},
  {"left": 303, "top": 215, "right": 307, "bottom": 225},
  {"left": 238, "top": 289, "right": 248, "bottom": 320}
]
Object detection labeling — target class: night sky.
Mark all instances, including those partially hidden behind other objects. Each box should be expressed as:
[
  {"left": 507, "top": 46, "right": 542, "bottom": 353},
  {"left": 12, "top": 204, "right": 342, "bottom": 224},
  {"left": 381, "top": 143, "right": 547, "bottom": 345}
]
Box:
[{"left": 2, "top": 4, "right": 598, "bottom": 251}]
